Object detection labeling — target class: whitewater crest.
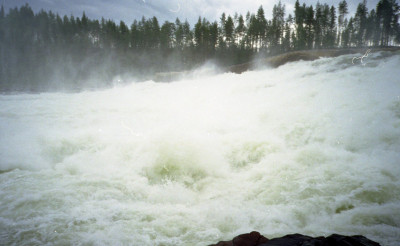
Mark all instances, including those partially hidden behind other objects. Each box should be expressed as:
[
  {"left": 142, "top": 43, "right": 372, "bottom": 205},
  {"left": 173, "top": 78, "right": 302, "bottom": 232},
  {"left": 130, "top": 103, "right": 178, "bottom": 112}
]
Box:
[{"left": 0, "top": 52, "right": 400, "bottom": 246}]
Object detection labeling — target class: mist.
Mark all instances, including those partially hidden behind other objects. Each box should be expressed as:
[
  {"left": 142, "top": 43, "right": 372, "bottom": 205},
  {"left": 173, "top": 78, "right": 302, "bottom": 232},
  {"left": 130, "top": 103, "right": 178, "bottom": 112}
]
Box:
[{"left": 2, "top": 1, "right": 399, "bottom": 93}]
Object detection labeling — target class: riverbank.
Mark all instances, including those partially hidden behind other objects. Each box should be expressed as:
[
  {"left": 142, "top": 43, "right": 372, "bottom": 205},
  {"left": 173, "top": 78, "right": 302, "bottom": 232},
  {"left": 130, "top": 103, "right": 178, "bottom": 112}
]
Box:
[{"left": 154, "top": 47, "right": 400, "bottom": 81}]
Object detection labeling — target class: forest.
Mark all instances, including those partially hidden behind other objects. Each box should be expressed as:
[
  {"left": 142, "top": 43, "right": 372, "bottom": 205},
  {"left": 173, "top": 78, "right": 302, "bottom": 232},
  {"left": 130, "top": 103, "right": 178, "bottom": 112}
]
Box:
[{"left": 0, "top": 0, "right": 399, "bottom": 91}]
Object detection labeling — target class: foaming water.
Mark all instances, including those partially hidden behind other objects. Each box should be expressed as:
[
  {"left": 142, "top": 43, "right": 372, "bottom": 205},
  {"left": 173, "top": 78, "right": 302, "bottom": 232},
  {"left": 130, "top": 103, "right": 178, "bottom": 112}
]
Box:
[{"left": 1, "top": 52, "right": 400, "bottom": 245}]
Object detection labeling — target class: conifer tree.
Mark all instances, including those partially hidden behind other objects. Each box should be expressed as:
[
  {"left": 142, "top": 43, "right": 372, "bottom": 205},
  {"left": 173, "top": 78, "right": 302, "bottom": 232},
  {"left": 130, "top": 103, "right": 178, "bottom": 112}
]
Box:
[
  {"left": 271, "top": 1, "right": 285, "bottom": 52},
  {"left": 256, "top": 5, "right": 267, "bottom": 50},
  {"left": 294, "top": 1, "right": 307, "bottom": 50},
  {"left": 305, "top": 5, "right": 315, "bottom": 49},
  {"left": 338, "top": 0, "right": 349, "bottom": 46},
  {"left": 376, "top": 0, "right": 400, "bottom": 46},
  {"left": 354, "top": 0, "right": 368, "bottom": 46},
  {"left": 235, "top": 14, "right": 246, "bottom": 47},
  {"left": 225, "top": 15, "right": 234, "bottom": 46},
  {"left": 326, "top": 5, "right": 337, "bottom": 48}
]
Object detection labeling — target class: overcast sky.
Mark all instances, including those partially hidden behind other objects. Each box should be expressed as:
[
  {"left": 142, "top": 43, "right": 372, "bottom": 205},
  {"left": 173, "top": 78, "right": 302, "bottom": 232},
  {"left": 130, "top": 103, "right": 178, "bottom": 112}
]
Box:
[{"left": 3, "top": 0, "right": 381, "bottom": 25}]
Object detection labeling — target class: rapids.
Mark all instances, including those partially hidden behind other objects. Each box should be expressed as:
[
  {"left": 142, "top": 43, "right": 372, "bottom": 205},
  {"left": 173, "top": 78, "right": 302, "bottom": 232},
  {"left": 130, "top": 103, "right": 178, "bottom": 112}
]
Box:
[{"left": 1, "top": 51, "right": 400, "bottom": 245}]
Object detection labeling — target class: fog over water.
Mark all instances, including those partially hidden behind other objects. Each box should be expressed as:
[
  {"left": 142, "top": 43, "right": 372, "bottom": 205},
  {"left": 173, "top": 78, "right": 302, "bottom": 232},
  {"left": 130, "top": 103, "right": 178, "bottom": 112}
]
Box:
[{"left": 0, "top": 52, "right": 400, "bottom": 245}]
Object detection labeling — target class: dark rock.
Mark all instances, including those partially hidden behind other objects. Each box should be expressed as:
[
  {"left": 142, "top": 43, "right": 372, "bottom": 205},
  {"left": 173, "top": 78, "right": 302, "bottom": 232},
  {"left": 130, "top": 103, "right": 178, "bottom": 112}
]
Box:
[
  {"left": 322, "top": 234, "right": 381, "bottom": 246},
  {"left": 210, "top": 231, "right": 268, "bottom": 246},
  {"left": 259, "top": 233, "right": 314, "bottom": 246},
  {"left": 209, "top": 232, "right": 381, "bottom": 246},
  {"left": 232, "top": 231, "right": 269, "bottom": 246}
]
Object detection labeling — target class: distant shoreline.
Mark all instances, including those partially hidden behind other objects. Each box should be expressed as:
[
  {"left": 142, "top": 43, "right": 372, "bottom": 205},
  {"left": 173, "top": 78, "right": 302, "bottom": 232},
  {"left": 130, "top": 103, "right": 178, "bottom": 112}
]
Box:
[
  {"left": 227, "top": 46, "right": 400, "bottom": 73},
  {"left": 154, "top": 47, "right": 400, "bottom": 82}
]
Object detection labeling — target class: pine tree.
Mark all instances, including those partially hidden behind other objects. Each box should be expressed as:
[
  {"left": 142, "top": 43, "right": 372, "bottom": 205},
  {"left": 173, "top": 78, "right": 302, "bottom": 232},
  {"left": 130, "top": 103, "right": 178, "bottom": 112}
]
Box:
[
  {"left": 365, "top": 9, "right": 377, "bottom": 46},
  {"left": 294, "top": 1, "right": 306, "bottom": 50},
  {"left": 247, "top": 13, "right": 257, "bottom": 51},
  {"left": 349, "top": 17, "right": 357, "bottom": 46},
  {"left": 118, "top": 20, "right": 130, "bottom": 50},
  {"left": 282, "top": 22, "right": 291, "bottom": 52},
  {"left": 326, "top": 5, "right": 337, "bottom": 48},
  {"left": 130, "top": 20, "right": 139, "bottom": 50},
  {"left": 160, "top": 21, "right": 175, "bottom": 51},
  {"left": 235, "top": 14, "right": 246, "bottom": 47},
  {"left": 225, "top": 15, "right": 234, "bottom": 46},
  {"left": 342, "top": 18, "right": 351, "bottom": 47},
  {"left": 271, "top": 1, "right": 285, "bottom": 52},
  {"left": 256, "top": 5, "right": 267, "bottom": 50},
  {"left": 376, "top": 0, "right": 400, "bottom": 46},
  {"left": 209, "top": 21, "right": 218, "bottom": 51},
  {"left": 354, "top": 0, "right": 368, "bottom": 47},
  {"left": 314, "top": 3, "right": 323, "bottom": 48},
  {"left": 182, "top": 20, "right": 192, "bottom": 48},
  {"left": 338, "top": 0, "right": 348, "bottom": 46},
  {"left": 294, "top": 0, "right": 304, "bottom": 26},
  {"left": 305, "top": 5, "right": 314, "bottom": 49},
  {"left": 194, "top": 17, "right": 203, "bottom": 48},
  {"left": 151, "top": 17, "right": 160, "bottom": 49}
]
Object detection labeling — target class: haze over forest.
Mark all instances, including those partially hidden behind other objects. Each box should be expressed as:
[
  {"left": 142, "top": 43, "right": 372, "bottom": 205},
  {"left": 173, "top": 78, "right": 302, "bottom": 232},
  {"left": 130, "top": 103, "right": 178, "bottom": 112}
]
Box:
[{"left": 0, "top": 0, "right": 399, "bottom": 92}]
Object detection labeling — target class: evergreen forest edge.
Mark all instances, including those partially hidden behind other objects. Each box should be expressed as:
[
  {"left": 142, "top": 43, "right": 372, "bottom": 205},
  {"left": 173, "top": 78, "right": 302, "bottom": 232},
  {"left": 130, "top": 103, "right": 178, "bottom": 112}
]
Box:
[{"left": 0, "top": 0, "right": 399, "bottom": 92}]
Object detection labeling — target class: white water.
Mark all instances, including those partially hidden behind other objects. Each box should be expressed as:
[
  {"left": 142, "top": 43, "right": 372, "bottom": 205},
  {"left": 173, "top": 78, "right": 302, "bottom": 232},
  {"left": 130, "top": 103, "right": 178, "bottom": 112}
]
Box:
[{"left": 1, "top": 52, "right": 400, "bottom": 246}]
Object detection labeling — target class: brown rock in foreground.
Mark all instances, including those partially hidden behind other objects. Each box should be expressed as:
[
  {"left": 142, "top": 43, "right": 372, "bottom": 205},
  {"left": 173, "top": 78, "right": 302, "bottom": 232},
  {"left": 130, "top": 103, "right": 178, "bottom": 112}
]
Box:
[
  {"left": 212, "top": 231, "right": 269, "bottom": 246},
  {"left": 209, "top": 231, "right": 381, "bottom": 246}
]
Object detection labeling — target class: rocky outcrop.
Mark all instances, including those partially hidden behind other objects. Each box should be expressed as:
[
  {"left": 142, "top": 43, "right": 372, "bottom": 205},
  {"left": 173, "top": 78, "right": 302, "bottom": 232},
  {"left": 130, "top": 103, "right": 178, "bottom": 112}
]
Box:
[
  {"left": 209, "top": 231, "right": 381, "bottom": 246},
  {"left": 211, "top": 231, "right": 268, "bottom": 246}
]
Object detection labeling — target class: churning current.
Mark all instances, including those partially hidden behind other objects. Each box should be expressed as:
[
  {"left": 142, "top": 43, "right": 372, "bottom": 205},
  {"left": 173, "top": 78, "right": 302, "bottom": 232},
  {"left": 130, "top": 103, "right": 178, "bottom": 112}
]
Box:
[{"left": 1, "top": 52, "right": 400, "bottom": 246}]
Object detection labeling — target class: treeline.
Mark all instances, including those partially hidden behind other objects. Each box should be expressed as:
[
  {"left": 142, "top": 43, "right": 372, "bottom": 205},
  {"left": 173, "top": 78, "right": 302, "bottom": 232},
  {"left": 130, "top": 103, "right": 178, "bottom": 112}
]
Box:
[{"left": 0, "top": 0, "right": 399, "bottom": 91}]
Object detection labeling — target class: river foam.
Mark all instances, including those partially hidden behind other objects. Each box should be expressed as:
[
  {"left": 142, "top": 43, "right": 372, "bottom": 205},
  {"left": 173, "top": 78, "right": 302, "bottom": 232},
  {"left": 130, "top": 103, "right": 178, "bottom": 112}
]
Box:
[{"left": 1, "top": 51, "right": 400, "bottom": 245}]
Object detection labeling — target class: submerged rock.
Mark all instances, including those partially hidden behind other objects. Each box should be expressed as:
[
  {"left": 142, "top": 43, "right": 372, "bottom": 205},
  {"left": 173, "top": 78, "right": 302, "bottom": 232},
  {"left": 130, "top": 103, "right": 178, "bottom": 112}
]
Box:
[{"left": 209, "top": 231, "right": 380, "bottom": 246}]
